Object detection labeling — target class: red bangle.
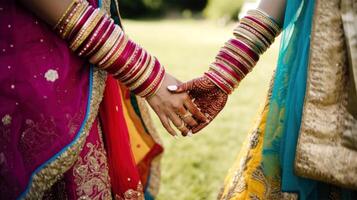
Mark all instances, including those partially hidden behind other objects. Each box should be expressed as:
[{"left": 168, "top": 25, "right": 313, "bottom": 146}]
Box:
[
  {"left": 77, "top": 15, "right": 108, "bottom": 56},
  {"left": 246, "top": 16, "right": 277, "bottom": 36},
  {"left": 86, "top": 21, "right": 114, "bottom": 57},
  {"left": 107, "top": 40, "right": 135, "bottom": 74},
  {"left": 217, "top": 51, "right": 250, "bottom": 75},
  {"left": 205, "top": 72, "right": 231, "bottom": 94},
  {"left": 68, "top": 6, "right": 94, "bottom": 41},
  {"left": 121, "top": 51, "right": 149, "bottom": 84},
  {"left": 213, "top": 61, "right": 242, "bottom": 81},
  {"left": 132, "top": 59, "right": 161, "bottom": 94},
  {"left": 116, "top": 48, "right": 143, "bottom": 80},
  {"left": 229, "top": 39, "right": 259, "bottom": 62},
  {"left": 210, "top": 67, "right": 236, "bottom": 88},
  {"left": 142, "top": 67, "right": 166, "bottom": 97}
]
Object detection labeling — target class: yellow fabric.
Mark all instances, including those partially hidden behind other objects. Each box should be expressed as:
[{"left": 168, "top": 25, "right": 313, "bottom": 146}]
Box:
[
  {"left": 119, "top": 88, "right": 150, "bottom": 164},
  {"left": 219, "top": 100, "right": 269, "bottom": 200}
]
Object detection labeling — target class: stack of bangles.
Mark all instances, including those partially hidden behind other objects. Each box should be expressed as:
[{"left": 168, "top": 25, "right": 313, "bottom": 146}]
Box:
[
  {"left": 205, "top": 9, "right": 282, "bottom": 94},
  {"left": 54, "top": 0, "right": 165, "bottom": 97}
]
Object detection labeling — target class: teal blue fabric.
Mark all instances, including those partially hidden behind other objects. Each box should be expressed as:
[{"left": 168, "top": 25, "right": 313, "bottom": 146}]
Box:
[{"left": 261, "top": 0, "right": 317, "bottom": 199}]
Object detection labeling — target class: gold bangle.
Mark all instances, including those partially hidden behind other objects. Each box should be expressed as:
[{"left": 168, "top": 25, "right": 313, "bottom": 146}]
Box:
[
  {"left": 90, "top": 25, "right": 121, "bottom": 64},
  {"left": 120, "top": 50, "right": 145, "bottom": 81},
  {"left": 139, "top": 66, "right": 165, "bottom": 97},
  {"left": 238, "top": 23, "right": 270, "bottom": 48},
  {"left": 85, "top": 19, "right": 114, "bottom": 56},
  {"left": 129, "top": 56, "right": 156, "bottom": 90},
  {"left": 247, "top": 10, "right": 281, "bottom": 34},
  {"left": 62, "top": 1, "right": 89, "bottom": 39},
  {"left": 210, "top": 63, "right": 239, "bottom": 86},
  {"left": 240, "top": 18, "right": 275, "bottom": 42},
  {"left": 102, "top": 34, "right": 129, "bottom": 69},
  {"left": 222, "top": 42, "right": 256, "bottom": 67},
  {"left": 216, "top": 58, "right": 246, "bottom": 79},
  {"left": 234, "top": 27, "right": 267, "bottom": 53},
  {"left": 144, "top": 69, "right": 166, "bottom": 98},
  {"left": 54, "top": 0, "right": 78, "bottom": 29},
  {"left": 124, "top": 51, "right": 150, "bottom": 85},
  {"left": 206, "top": 71, "right": 233, "bottom": 94},
  {"left": 98, "top": 31, "right": 124, "bottom": 67},
  {"left": 223, "top": 44, "right": 254, "bottom": 71},
  {"left": 113, "top": 43, "right": 139, "bottom": 76},
  {"left": 70, "top": 9, "right": 105, "bottom": 51},
  {"left": 235, "top": 35, "right": 262, "bottom": 54}
]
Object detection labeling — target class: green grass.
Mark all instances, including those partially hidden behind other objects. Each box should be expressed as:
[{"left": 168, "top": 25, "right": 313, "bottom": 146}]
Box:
[{"left": 124, "top": 19, "right": 279, "bottom": 200}]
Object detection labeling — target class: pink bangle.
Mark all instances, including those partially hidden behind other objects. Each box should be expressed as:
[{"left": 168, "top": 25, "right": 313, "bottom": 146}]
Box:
[
  {"left": 78, "top": 15, "right": 108, "bottom": 56},
  {"left": 213, "top": 61, "right": 242, "bottom": 81},
  {"left": 217, "top": 51, "right": 250, "bottom": 75},
  {"left": 116, "top": 48, "right": 143, "bottom": 80},
  {"left": 68, "top": 6, "right": 94, "bottom": 41},
  {"left": 106, "top": 40, "right": 135, "bottom": 74},
  {"left": 86, "top": 20, "right": 114, "bottom": 57},
  {"left": 229, "top": 39, "right": 259, "bottom": 62},
  {"left": 121, "top": 51, "right": 149, "bottom": 84},
  {"left": 141, "top": 67, "right": 166, "bottom": 97},
  {"left": 98, "top": 31, "right": 125, "bottom": 67},
  {"left": 205, "top": 72, "right": 231, "bottom": 94},
  {"left": 246, "top": 16, "right": 277, "bottom": 36},
  {"left": 132, "top": 59, "right": 161, "bottom": 94}
]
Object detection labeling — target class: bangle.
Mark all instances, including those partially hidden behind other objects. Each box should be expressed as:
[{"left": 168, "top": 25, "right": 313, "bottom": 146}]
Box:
[
  {"left": 242, "top": 17, "right": 275, "bottom": 41},
  {"left": 205, "top": 72, "right": 232, "bottom": 94},
  {"left": 90, "top": 25, "right": 121, "bottom": 64},
  {"left": 140, "top": 66, "right": 165, "bottom": 97},
  {"left": 67, "top": 5, "right": 93, "bottom": 41},
  {"left": 145, "top": 70, "right": 166, "bottom": 98},
  {"left": 238, "top": 23, "right": 270, "bottom": 48},
  {"left": 217, "top": 51, "right": 250, "bottom": 75},
  {"left": 98, "top": 31, "right": 124, "bottom": 67},
  {"left": 113, "top": 43, "right": 140, "bottom": 76},
  {"left": 70, "top": 9, "right": 105, "bottom": 51},
  {"left": 117, "top": 48, "right": 144, "bottom": 81},
  {"left": 54, "top": 0, "right": 78, "bottom": 30},
  {"left": 247, "top": 10, "right": 281, "bottom": 34},
  {"left": 122, "top": 51, "right": 149, "bottom": 84},
  {"left": 78, "top": 15, "right": 108, "bottom": 56},
  {"left": 210, "top": 64, "right": 239, "bottom": 87},
  {"left": 86, "top": 19, "right": 114, "bottom": 57},
  {"left": 133, "top": 59, "right": 162, "bottom": 95},
  {"left": 102, "top": 34, "right": 129, "bottom": 70},
  {"left": 222, "top": 45, "right": 253, "bottom": 71},
  {"left": 129, "top": 56, "right": 156, "bottom": 90}
]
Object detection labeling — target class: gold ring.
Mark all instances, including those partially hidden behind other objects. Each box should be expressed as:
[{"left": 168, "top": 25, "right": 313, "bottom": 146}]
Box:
[
  {"left": 177, "top": 121, "right": 185, "bottom": 130},
  {"left": 181, "top": 112, "right": 192, "bottom": 119}
]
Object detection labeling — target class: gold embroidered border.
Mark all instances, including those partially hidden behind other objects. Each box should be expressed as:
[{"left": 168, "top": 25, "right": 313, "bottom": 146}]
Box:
[
  {"left": 295, "top": 0, "right": 357, "bottom": 189},
  {"left": 24, "top": 69, "right": 107, "bottom": 199}
]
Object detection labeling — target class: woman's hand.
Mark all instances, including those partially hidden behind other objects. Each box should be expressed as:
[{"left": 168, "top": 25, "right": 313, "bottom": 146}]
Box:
[
  {"left": 146, "top": 73, "right": 207, "bottom": 137},
  {"left": 167, "top": 76, "right": 228, "bottom": 134}
]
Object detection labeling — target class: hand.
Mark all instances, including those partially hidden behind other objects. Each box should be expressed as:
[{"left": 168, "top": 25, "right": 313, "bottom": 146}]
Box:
[
  {"left": 167, "top": 76, "right": 228, "bottom": 133},
  {"left": 146, "top": 73, "right": 207, "bottom": 137}
]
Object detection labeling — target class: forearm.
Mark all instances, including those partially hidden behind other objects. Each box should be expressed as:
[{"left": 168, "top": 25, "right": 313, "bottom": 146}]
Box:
[
  {"left": 205, "top": 1, "right": 286, "bottom": 94},
  {"left": 258, "top": 0, "right": 286, "bottom": 26},
  {"left": 19, "top": 0, "right": 73, "bottom": 26},
  {"left": 19, "top": 0, "right": 165, "bottom": 98}
]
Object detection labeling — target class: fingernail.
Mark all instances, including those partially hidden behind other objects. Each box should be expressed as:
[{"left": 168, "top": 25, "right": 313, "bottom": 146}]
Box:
[
  {"left": 187, "top": 131, "right": 193, "bottom": 137},
  {"left": 167, "top": 85, "right": 178, "bottom": 91}
]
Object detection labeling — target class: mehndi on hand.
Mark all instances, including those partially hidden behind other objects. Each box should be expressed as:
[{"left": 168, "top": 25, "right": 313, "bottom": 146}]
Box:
[{"left": 168, "top": 76, "right": 228, "bottom": 133}]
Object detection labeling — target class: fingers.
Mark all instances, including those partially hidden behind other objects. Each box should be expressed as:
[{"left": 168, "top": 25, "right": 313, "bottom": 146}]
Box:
[
  {"left": 158, "top": 114, "right": 177, "bottom": 137},
  {"left": 168, "top": 112, "right": 190, "bottom": 136},
  {"left": 184, "top": 98, "right": 208, "bottom": 123},
  {"left": 191, "top": 121, "right": 210, "bottom": 133},
  {"left": 176, "top": 106, "right": 198, "bottom": 127}
]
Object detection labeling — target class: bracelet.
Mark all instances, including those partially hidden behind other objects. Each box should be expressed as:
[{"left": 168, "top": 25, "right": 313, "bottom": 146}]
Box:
[{"left": 54, "top": 0, "right": 78, "bottom": 30}]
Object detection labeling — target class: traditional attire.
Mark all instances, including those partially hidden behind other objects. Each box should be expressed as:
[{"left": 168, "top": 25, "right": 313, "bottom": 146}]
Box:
[
  {"left": 218, "top": 0, "right": 357, "bottom": 199},
  {"left": 0, "top": 0, "right": 163, "bottom": 199}
]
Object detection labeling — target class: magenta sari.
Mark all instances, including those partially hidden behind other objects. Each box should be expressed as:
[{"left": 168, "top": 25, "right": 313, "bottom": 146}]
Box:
[{"left": 0, "top": 0, "right": 162, "bottom": 199}]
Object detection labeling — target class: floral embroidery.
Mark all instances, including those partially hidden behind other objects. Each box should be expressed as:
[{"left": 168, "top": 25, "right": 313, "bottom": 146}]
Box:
[
  {"left": 73, "top": 140, "right": 112, "bottom": 200},
  {"left": 44, "top": 69, "right": 59, "bottom": 82},
  {"left": 1, "top": 114, "right": 11, "bottom": 126},
  {"left": 115, "top": 183, "right": 144, "bottom": 200}
]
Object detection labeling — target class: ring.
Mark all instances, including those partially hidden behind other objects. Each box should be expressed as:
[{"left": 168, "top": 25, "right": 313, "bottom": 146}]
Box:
[
  {"left": 181, "top": 112, "right": 192, "bottom": 119},
  {"left": 177, "top": 121, "right": 185, "bottom": 130}
]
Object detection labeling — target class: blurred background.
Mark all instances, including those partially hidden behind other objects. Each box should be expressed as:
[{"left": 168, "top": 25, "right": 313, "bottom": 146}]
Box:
[{"left": 120, "top": 0, "right": 278, "bottom": 199}]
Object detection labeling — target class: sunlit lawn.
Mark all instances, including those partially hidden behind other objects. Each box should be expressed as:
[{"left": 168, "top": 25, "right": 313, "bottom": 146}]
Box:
[{"left": 125, "top": 19, "right": 279, "bottom": 200}]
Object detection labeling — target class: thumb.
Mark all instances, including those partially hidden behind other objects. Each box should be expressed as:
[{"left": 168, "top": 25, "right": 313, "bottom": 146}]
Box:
[{"left": 167, "top": 81, "right": 192, "bottom": 93}]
